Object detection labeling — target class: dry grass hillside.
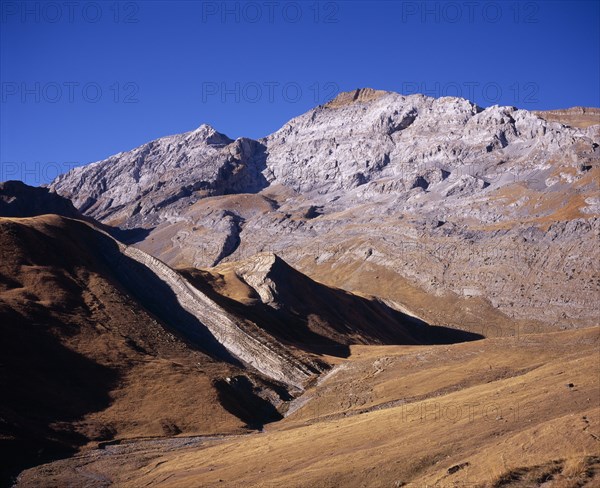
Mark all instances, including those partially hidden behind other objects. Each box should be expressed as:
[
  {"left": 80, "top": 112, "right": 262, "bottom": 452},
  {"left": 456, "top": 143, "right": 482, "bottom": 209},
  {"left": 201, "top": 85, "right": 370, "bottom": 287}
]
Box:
[
  {"left": 16, "top": 327, "right": 599, "bottom": 487},
  {"left": 2, "top": 214, "right": 486, "bottom": 486},
  {"left": 533, "top": 108, "right": 600, "bottom": 129},
  {"left": 0, "top": 215, "right": 283, "bottom": 484}
]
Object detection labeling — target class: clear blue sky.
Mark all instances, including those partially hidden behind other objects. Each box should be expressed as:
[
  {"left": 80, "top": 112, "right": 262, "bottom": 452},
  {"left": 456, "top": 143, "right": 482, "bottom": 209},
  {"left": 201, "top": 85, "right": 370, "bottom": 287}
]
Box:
[{"left": 1, "top": 0, "right": 599, "bottom": 185}]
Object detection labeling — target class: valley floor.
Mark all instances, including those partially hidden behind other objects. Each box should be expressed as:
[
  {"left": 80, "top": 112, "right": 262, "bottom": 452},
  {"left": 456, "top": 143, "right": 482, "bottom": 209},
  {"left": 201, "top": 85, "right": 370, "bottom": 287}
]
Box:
[{"left": 16, "top": 327, "right": 600, "bottom": 488}]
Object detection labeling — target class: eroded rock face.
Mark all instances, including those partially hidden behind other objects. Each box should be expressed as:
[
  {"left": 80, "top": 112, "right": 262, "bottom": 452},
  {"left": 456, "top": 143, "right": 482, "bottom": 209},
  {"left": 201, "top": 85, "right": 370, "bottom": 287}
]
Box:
[
  {"left": 50, "top": 125, "right": 268, "bottom": 227},
  {"left": 50, "top": 89, "right": 600, "bottom": 329},
  {"left": 263, "top": 91, "right": 599, "bottom": 197}
]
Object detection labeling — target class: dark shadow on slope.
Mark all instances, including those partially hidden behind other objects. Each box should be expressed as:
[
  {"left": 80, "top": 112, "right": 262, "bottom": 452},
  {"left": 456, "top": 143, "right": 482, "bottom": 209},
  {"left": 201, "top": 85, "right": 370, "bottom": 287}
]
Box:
[
  {"left": 108, "top": 225, "right": 153, "bottom": 245},
  {"left": 0, "top": 179, "right": 153, "bottom": 248},
  {"left": 181, "top": 262, "right": 484, "bottom": 360},
  {"left": 214, "top": 376, "right": 283, "bottom": 430},
  {"left": 0, "top": 180, "right": 81, "bottom": 219},
  {"left": 415, "top": 324, "right": 484, "bottom": 344},
  {"left": 0, "top": 306, "right": 119, "bottom": 487}
]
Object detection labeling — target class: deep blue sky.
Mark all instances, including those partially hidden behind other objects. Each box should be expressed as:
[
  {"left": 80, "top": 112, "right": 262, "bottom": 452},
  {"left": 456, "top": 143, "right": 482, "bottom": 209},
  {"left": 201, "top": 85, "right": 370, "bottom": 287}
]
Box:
[{"left": 1, "top": 0, "right": 599, "bottom": 185}]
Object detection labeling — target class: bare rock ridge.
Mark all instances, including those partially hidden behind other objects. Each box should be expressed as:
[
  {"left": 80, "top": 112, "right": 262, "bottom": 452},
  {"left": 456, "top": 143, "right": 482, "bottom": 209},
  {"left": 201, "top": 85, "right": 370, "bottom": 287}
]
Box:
[
  {"left": 78, "top": 221, "right": 323, "bottom": 389},
  {"left": 51, "top": 125, "right": 268, "bottom": 227},
  {"left": 117, "top": 246, "right": 319, "bottom": 388},
  {"left": 48, "top": 88, "right": 600, "bottom": 329}
]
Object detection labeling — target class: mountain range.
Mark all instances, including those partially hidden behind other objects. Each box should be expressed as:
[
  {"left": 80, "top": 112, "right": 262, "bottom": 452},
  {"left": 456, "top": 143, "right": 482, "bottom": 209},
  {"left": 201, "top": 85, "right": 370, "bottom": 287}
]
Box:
[{"left": 50, "top": 89, "right": 600, "bottom": 329}]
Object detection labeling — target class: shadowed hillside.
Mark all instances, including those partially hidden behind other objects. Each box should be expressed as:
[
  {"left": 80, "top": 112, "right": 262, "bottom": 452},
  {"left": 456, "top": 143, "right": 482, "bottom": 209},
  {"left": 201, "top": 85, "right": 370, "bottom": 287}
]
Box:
[
  {"left": 0, "top": 215, "right": 290, "bottom": 484},
  {"left": 182, "top": 253, "right": 482, "bottom": 358},
  {"left": 0, "top": 211, "right": 482, "bottom": 485}
]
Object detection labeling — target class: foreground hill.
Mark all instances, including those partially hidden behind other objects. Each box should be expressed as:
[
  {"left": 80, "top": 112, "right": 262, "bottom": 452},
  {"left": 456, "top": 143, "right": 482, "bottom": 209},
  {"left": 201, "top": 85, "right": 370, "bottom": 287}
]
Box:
[
  {"left": 16, "top": 326, "right": 600, "bottom": 487},
  {"left": 0, "top": 205, "right": 478, "bottom": 484},
  {"left": 0, "top": 214, "right": 285, "bottom": 483}
]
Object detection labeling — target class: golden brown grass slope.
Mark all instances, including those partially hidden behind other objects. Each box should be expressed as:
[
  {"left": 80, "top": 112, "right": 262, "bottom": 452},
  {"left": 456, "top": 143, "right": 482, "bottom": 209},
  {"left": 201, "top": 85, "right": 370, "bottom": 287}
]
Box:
[
  {"left": 16, "top": 327, "right": 600, "bottom": 488},
  {"left": 2, "top": 214, "right": 481, "bottom": 486},
  {"left": 0, "top": 215, "right": 284, "bottom": 484},
  {"left": 533, "top": 107, "right": 600, "bottom": 128}
]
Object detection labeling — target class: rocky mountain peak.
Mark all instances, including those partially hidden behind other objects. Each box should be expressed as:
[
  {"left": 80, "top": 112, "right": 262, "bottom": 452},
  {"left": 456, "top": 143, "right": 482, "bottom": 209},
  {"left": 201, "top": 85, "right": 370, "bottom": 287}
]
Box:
[
  {"left": 190, "top": 123, "right": 233, "bottom": 146},
  {"left": 50, "top": 90, "right": 599, "bottom": 223},
  {"left": 45, "top": 90, "right": 600, "bottom": 329},
  {"left": 49, "top": 124, "right": 267, "bottom": 227},
  {"left": 263, "top": 89, "right": 595, "bottom": 195}
]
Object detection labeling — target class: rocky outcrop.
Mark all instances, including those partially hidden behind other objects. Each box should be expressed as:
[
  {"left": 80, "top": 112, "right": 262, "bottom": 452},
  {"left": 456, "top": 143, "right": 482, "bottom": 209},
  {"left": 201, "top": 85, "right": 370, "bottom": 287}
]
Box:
[
  {"left": 50, "top": 125, "right": 268, "bottom": 227},
  {"left": 234, "top": 253, "right": 284, "bottom": 307},
  {"left": 61, "top": 220, "right": 324, "bottom": 389}
]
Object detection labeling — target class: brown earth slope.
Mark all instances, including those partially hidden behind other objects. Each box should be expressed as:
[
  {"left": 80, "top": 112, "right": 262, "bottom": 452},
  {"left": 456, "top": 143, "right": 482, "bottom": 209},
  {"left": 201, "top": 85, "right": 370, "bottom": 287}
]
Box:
[
  {"left": 1, "top": 211, "right": 481, "bottom": 485},
  {"left": 0, "top": 215, "right": 289, "bottom": 484},
  {"left": 16, "top": 326, "right": 599, "bottom": 487}
]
